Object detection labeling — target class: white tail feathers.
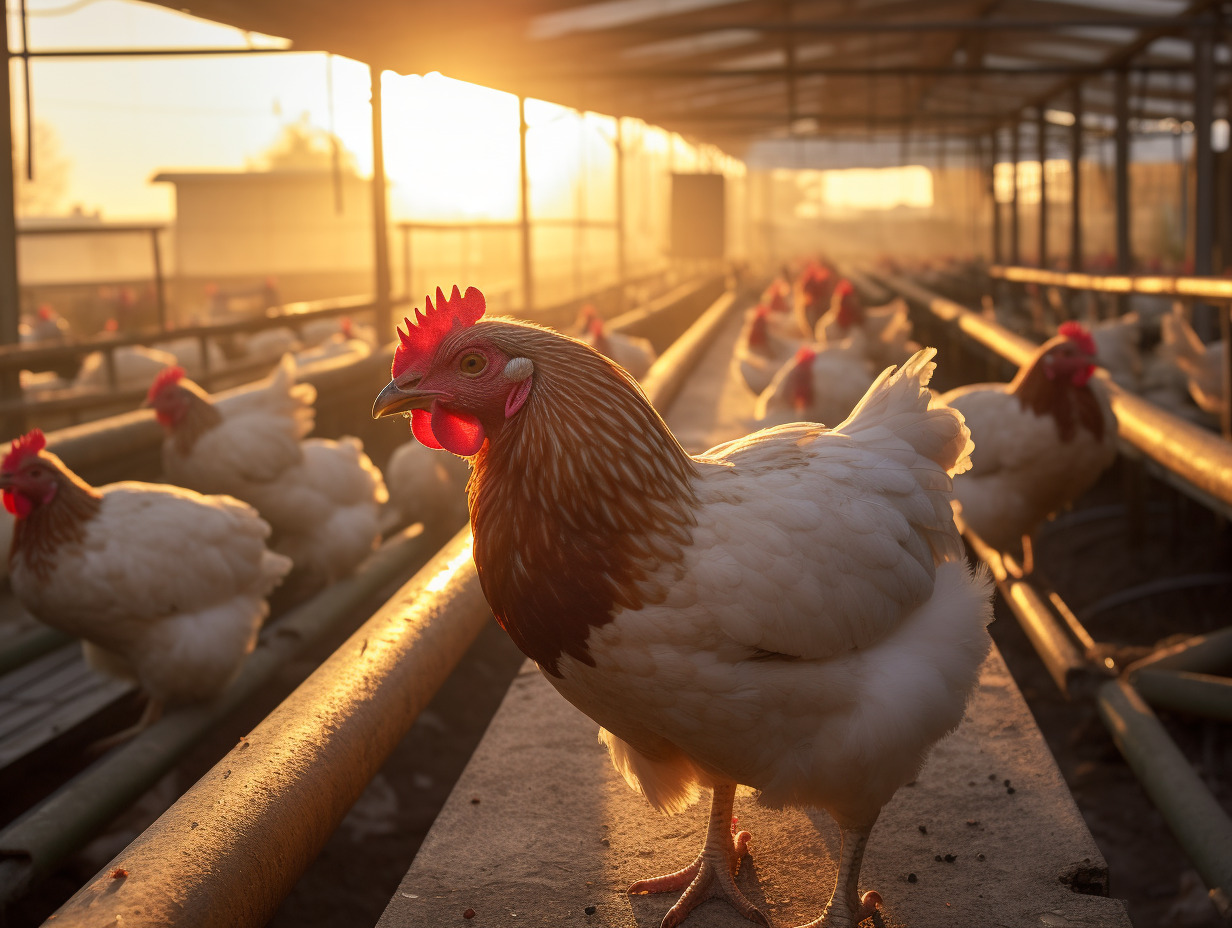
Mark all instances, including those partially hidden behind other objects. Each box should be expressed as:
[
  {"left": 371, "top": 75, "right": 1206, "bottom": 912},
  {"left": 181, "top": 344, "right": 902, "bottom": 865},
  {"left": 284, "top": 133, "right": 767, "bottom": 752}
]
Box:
[{"left": 837, "top": 348, "right": 974, "bottom": 478}]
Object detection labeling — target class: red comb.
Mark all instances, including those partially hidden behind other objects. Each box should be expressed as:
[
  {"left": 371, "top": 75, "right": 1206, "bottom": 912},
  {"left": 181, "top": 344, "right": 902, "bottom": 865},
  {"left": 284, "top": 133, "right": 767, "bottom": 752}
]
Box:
[
  {"left": 146, "top": 366, "right": 186, "bottom": 404},
  {"left": 392, "top": 285, "right": 486, "bottom": 378},
  {"left": 834, "top": 279, "right": 854, "bottom": 296},
  {"left": 3, "top": 430, "right": 45, "bottom": 472},
  {"left": 1058, "top": 321, "right": 1096, "bottom": 356},
  {"left": 794, "top": 346, "right": 817, "bottom": 365}
]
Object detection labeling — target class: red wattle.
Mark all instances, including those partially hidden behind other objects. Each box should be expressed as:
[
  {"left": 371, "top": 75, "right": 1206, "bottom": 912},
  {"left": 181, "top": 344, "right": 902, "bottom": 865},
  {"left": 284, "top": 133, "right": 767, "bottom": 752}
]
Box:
[
  {"left": 431, "top": 406, "right": 486, "bottom": 456},
  {"left": 410, "top": 409, "right": 443, "bottom": 449}
]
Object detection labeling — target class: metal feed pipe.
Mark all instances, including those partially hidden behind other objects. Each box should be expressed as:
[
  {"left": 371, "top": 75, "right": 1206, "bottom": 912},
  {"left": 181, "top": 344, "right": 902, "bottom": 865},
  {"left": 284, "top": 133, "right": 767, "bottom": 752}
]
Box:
[{"left": 37, "top": 287, "right": 743, "bottom": 927}]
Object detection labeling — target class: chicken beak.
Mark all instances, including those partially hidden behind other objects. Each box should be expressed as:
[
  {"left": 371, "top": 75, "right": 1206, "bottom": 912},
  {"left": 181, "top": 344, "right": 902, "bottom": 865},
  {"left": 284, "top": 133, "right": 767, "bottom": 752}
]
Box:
[{"left": 372, "top": 379, "right": 438, "bottom": 419}]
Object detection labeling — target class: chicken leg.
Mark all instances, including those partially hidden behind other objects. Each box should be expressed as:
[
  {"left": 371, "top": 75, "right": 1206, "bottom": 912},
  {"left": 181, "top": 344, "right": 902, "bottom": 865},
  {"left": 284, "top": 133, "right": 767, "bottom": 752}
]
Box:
[
  {"left": 796, "top": 820, "right": 882, "bottom": 928},
  {"left": 628, "top": 781, "right": 766, "bottom": 928}
]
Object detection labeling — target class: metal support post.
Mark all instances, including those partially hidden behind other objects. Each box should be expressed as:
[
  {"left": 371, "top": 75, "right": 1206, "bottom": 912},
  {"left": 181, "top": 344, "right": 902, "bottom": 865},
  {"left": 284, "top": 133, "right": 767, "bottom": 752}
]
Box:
[
  {"left": 990, "top": 130, "right": 1002, "bottom": 266},
  {"left": 369, "top": 65, "right": 392, "bottom": 337},
  {"left": 1037, "top": 107, "right": 1048, "bottom": 268},
  {"left": 1114, "top": 69, "right": 1131, "bottom": 276},
  {"left": 0, "top": 13, "right": 25, "bottom": 437},
  {"left": 519, "top": 96, "right": 535, "bottom": 313},
  {"left": 1070, "top": 84, "right": 1083, "bottom": 273},
  {"left": 1010, "top": 118, "right": 1020, "bottom": 266},
  {"left": 614, "top": 117, "right": 628, "bottom": 312}
]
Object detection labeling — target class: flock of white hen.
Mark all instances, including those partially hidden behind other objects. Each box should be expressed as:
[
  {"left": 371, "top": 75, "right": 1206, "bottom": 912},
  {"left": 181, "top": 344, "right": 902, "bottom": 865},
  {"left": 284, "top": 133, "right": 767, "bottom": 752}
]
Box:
[{"left": 1, "top": 335, "right": 470, "bottom": 740}]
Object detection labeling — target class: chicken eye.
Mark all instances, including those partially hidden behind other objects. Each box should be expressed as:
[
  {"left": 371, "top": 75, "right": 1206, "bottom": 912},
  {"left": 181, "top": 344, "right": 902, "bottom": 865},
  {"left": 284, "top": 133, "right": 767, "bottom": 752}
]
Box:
[{"left": 459, "top": 353, "right": 487, "bottom": 376}]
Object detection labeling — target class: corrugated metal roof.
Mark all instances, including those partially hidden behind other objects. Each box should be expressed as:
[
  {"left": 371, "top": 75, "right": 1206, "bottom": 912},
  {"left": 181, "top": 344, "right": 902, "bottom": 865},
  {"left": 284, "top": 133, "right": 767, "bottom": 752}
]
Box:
[{"left": 137, "top": 0, "right": 1225, "bottom": 160}]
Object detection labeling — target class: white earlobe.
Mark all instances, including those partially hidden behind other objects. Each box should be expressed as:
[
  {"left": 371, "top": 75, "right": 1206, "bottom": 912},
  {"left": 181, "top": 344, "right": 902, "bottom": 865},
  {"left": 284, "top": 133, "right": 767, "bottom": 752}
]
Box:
[{"left": 503, "top": 357, "right": 533, "bottom": 382}]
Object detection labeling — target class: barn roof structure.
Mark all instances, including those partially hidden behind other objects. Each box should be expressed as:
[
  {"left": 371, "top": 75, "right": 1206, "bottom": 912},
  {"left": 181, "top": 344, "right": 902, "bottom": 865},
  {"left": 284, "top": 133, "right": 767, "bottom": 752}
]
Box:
[{"left": 135, "top": 0, "right": 1228, "bottom": 155}]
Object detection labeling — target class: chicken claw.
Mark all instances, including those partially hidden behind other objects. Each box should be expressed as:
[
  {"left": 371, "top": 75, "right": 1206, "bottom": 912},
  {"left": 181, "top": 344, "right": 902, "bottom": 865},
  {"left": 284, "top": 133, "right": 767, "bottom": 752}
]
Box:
[{"left": 628, "top": 783, "right": 766, "bottom": 928}]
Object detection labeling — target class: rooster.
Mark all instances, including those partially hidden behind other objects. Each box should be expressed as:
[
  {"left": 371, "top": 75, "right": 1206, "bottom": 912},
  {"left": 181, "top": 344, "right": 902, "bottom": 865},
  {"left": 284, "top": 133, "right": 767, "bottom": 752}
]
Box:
[
  {"left": 146, "top": 356, "right": 388, "bottom": 593},
  {"left": 938, "top": 321, "right": 1117, "bottom": 575},
  {"left": 0, "top": 430, "right": 291, "bottom": 735},
  {"left": 373, "top": 286, "right": 993, "bottom": 928},
  {"left": 731, "top": 303, "right": 806, "bottom": 396},
  {"left": 816, "top": 281, "right": 917, "bottom": 369},
  {"left": 753, "top": 343, "right": 875, "bottom": 429}
]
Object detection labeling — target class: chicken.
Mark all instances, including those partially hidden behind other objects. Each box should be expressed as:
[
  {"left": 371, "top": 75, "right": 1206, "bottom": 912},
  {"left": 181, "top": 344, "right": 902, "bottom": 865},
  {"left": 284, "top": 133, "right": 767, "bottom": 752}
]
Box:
[
  {"left": 241, "top": 326, "right": 303, "bottom": 364},
  {"left": 384, "top": 436, "right": 471, "bottom": 530},
  {"left": 74, "top": 344, "right": 180, "bottom": 391},
  {"left": 754, "top": 342, "right": 876, "bottom": 429},
  {"left": 938, "top": 322, "right": 1117, "bottom": 575},
  {"left": 20, "top": 304, "right": 71, "bottom": 345},
  {"left": 816, "top": 280, "right": 917, "bottom": 369},
  {"left": 0, "top": 429, "right": 291, "bottom": 733},
  {"left": 146, "top": 356, "right": 388, "bottom": 592},
  {"left": 294, "top": 332, "right": 373, "bottom": 367},
  {"left": 1087, "top": 313, "right": 1144, "bottom": 392},
  {"left": 372, "top": 285, "right": 994, "bottom": 928},
  {"left": 731, "top": 304, "right": 806, "bottom": 396},
  {"left": 579, "top": 311, "right": 658, "bottom": 382},
  {"left": 792, "top": 262, "right": 835, "bottom": 337},
  {"left": 1159, "top": 306, "right": 1226, "bottom": 417},
  {"left": 760, "top": 278, "right": 807, "bottom": 340},
  {"left": 156, "top": 335, "right": 229, "bottom": 382}
]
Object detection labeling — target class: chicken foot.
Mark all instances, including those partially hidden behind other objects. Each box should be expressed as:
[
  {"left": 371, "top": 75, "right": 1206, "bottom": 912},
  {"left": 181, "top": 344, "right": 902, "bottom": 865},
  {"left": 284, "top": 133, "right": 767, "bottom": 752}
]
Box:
[
  {"left": 628, "top": 781, "right": 766, "bottom": 928},
  {"left": 88, "top": 695, "right": 164, "bottom": 755},
  {"left": 796, "top": 821, "right": 882, "bottom": 928}
]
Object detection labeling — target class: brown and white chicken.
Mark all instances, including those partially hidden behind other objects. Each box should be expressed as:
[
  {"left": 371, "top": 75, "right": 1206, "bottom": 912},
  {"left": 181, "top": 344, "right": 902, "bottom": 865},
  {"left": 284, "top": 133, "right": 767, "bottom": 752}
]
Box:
[
  {"left": 0, "top": 429, "right": 291, "bottom": 732},
  {"left": 146, "top": 355, "right": 388, "bottom": 591},
  {"left": 939, "top": 322, "right": 1117, "bottom": 574},
  {"left": 373, "top": 285, "right": 993, "bottom": 928}
]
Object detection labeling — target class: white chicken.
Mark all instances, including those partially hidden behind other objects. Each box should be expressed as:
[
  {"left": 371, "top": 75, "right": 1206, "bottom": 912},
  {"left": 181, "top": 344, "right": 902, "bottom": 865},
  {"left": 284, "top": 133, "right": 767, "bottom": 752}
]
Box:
[
  {"left": 939, "top": 321, "right": 1118, "bottom": 574},
  {"left": 732, "top": 303, "right": 807, "bottom": 396},
  {"left": 1159, "top": 306, "right": 1226, "bottom": 417},
  {"left": 815, "top": 280, "right": 917, "bottom": 369},
  {"left": 146, "top": 355, "right": 388, "bottom": 592},
  {"left": 74, "top": 344, "right": 180, "bottom": 392},
  {"left": 384, "top": 437, "right": 471, "bottom": 531},
  {"left": 579, "top": 311, "right": 657, "bottom": 382},
  {"left": 0, "top": 429, "right": 291, "bottom": 733},
  {"left": 241, "top": 326, "right": 303, "bottom": 364},
  {"left": 754, "top": 342, "right": 876, "bottom": 429},
  {"left": 155, "top": 335, "right": 229, "bottom": 382},
  {"left": 372, "top": 284, "right": 994, "bottom": 928}
]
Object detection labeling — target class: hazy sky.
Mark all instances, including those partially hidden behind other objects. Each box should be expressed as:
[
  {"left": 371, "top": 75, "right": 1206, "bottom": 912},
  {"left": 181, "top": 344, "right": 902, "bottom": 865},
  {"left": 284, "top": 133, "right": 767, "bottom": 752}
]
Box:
[
  {"left": 12, "top": 0, "right": 377, "bottom": 218},
  {"left": 9, "top": 0, "right": 731, "bottom": 224}
]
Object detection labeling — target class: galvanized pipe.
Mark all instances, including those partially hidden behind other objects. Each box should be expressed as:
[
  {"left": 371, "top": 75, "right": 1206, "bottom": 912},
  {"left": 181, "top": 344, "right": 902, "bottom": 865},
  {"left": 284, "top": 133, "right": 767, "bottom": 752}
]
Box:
[
  {"left": 1130, "top": 668, "right": 1232, "bottom": 722},
  {"left": 0, "top": 524, "right": 456, "bottom": 909},
  {"left": 37, "top": 288, "right": 740, "bottom": 927},
  {"left": 1097, "top": 678, "right": 1232, "bottom": 919},
  {"left": 989, "top": 264, "right": 1232, "bottom": 301},
  {"left": 1126, "top": 626, "right": 1232, "bottom": 676},
  {"left": 958, "top": 515, "right": 1089, "bottom": 697}
]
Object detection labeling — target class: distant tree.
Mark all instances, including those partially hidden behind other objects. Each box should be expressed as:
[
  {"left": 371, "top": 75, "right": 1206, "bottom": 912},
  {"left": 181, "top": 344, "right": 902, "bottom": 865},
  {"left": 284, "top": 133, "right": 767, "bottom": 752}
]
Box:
[
  {"left": 14, "top": 121, "right": 71, "bottom": 217},
  {"left": 254, "top": 113, "right": 358, "bottom": 173}
]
